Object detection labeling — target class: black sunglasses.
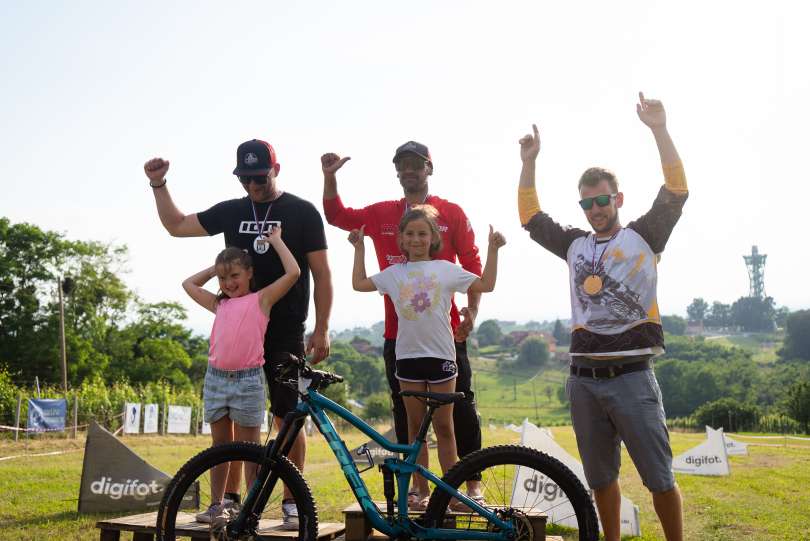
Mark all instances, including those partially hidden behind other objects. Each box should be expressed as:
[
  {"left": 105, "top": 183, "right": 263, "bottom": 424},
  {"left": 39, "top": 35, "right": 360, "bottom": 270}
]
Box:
[
  {"left": 579, "top": 194, "right": 617, "bottom": 210},
  {"left": 238, "top": 174, "right": 268, "bottom": 185}
]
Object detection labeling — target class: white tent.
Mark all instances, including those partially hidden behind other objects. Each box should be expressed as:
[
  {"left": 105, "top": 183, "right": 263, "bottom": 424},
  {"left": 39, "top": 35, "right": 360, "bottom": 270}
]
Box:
[
  {"left": 708, "top": 426, "right": 748, "bottom": 456},
  {"left": 672, "top": 425, "right": 730, "bottom": 475},
  {"left": 512, "top": 419, "right": 641, "bottom": 536}
]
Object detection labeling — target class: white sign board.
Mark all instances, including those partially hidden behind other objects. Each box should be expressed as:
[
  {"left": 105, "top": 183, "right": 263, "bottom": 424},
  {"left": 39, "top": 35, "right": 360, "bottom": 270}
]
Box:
[
  {"left": 672, "top": 425, "right": 730, "bottom": 475},
  {"left": 513, "top": 419, "right": 641, "bottom": 536},
  {"left": 167, "top": 406, "right": 192, "bottom": 434},
  {"left": 709, "top": 426, "right": 748, "bottom": 456},
  {"left": 260, "top": 410, "right": 269, "bottom": 433},
  {"left": 143, "top": 404, "right": 159, "bottom": 434},
  {"left": 123, "top": 403, "right": 141, "bottom": 434},
  {"left": 201, "top": 420, "right": 211, "bottom": 435}
]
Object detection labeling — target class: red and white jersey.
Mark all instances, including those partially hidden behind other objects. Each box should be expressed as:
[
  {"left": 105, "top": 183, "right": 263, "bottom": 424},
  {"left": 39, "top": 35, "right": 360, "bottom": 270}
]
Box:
[{"left": 324, "top": 194, "right": 482, "bottom": 340}]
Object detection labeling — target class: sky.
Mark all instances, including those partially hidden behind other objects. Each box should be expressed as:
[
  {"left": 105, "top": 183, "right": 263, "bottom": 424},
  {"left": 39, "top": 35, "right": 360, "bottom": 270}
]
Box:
[{"left": 2, "top": 1, "right": 809, "bottom": 336}]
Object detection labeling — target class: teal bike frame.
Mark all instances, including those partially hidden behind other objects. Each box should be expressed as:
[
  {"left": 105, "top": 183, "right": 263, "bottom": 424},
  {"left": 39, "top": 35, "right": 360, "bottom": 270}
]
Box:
[{"left": 300, "top": 387, "right": 516, "bottom": 540}]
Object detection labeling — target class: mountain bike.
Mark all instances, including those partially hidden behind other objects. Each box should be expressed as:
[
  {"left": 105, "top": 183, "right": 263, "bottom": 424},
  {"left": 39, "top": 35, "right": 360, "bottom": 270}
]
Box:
[{"left": 156, "top": 357, "right": 598, "bottom": 540}]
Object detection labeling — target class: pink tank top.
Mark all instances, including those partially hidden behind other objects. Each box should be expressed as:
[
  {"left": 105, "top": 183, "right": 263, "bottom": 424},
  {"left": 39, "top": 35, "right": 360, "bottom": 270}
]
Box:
[{"left": 209, "top": 292, "right": 269, "bottom": 370}]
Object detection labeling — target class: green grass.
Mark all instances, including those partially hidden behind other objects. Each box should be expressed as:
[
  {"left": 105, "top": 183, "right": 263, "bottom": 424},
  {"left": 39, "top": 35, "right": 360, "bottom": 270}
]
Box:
[
  {"left": 2, "top": 427, "right": 809, "bottom": 540},
  {"left": 706, "top": 333, "right": 782, "bottom": 364}
]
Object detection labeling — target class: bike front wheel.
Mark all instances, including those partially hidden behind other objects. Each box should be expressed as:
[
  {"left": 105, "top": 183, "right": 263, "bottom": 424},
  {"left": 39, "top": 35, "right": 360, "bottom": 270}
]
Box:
[
  {"left": 156, "top": 441, "right": 317, "bottom": 541},
  {"left": 424, "top": 445, "right": 599, "bottom": 541}
]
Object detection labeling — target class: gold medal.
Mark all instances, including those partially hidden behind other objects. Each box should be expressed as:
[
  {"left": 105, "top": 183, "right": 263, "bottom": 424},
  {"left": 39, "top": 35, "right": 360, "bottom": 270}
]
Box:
[{"left": 583, "top": 274, "right": 603, "bottom": 295}]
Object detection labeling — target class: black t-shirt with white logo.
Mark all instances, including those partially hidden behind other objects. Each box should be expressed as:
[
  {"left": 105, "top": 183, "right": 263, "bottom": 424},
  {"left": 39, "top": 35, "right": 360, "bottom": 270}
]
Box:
[{"left": 197, "top": 193, "right": 327, "bottom": 352}]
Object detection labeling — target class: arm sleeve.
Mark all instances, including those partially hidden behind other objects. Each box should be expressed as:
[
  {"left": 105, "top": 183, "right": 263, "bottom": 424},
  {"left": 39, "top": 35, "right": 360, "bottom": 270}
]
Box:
[
  {"left": 518, "top": 187, "right": 541, "bottom": 226},
  {"left": 322, "top": 195, "right": 369, "bottom": 231},
  {"left": 663, "top": 162, "right": 688, "bottom": 195},
  {"left": 197, "top": 200, "right": 233, "bottom": 236},
  {"left": 301, "top": 200, "right": 329, "bottom": 253},
  {"left": 369, "top": 269, "right": 393, "bottom": 297},
  {"left": 450, "top": 205, "right": 482, "bottom": 275},
  {"left": 627, "top": 185, "right": 689, "bottom": 254},
  {"left": 523, "top": 212, "right": 589, "bottom": 261},
  {"left": 445, "top": 262, "right": 479, "bottom": 293}
]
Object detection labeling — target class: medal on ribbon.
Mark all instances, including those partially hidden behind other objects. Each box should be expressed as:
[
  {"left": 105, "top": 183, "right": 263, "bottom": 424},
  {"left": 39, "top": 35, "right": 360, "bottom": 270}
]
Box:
[
  {"left": 250, "top": 200, "right": 275, "bottom": 255},
  {"left": 583, "top": 231, "right": 618, "bottom": 296}
]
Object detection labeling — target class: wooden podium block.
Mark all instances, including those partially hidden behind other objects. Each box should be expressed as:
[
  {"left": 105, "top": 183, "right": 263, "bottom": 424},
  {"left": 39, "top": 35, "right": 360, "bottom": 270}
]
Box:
[
  {"left": 96, "top": 511, "right": 345, "bottom": 540},
  {"left": 342, "top": 502, "right": 548, "bottom": 541}
]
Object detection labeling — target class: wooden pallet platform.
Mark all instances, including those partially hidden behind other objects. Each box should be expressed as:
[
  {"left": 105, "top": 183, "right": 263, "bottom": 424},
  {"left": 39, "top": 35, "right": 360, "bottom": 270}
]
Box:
[
  {"left": 342, "top": 502, "right": 549, "bottom": 541},
  {"left": 95, "top": 511, "right": 344, "bottom": 540}
]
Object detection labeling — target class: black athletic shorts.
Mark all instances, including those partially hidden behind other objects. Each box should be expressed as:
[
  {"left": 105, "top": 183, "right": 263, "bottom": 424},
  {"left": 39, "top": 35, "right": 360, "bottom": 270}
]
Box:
[
  {"left": 262, "top": 340, "right": 305, "bottom": 417},
  {"left": 395, "top": 357, "right": 457, "bottom": 384}
]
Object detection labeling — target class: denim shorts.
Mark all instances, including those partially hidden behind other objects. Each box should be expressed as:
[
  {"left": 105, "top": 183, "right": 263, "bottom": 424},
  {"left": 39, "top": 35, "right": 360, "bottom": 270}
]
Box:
[
  {"left": 565, "top": 367, "right": 675, "bottom": 493},
  {"left": 203, "top": 366, "right": 266, "bottom": 427}
]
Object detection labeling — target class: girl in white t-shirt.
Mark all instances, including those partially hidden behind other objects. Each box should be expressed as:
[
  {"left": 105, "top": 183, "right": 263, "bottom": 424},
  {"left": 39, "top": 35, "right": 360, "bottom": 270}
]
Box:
[{"left": 350, "top": 204, "right": 505, "bottom": 509}]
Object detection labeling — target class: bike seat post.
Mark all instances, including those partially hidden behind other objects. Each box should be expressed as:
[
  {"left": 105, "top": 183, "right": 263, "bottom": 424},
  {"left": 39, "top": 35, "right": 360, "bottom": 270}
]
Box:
[{"left": 415, "top": 402, "right": 437, "bottom": 443}]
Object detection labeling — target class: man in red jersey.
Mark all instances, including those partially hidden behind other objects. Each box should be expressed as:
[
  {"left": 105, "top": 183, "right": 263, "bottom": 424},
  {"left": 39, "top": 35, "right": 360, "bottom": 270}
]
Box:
[{"left": 322, "top": 141, "right": 484, "bottom": 503}]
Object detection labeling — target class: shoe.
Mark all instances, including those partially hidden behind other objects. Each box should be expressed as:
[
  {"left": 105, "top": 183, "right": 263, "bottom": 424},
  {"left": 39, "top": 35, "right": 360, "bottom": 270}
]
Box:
[
  {"left": 195, "top": 503, "right": 221, "bottom": 523},
  {"left": 407, "top": 491, "right": 429, "bottom": 511},
  {"left": 281, "top": 499, "right": 299, "bottom": 531},
  {"left": 450, "top": 493, "right": 486, "bottom": 513}
]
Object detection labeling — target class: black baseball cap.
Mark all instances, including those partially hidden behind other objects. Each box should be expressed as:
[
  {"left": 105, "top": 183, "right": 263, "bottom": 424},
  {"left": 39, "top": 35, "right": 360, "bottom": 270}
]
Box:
[
  {"left": 392, "top": 141, "right": 432, "bottom": 163},
  {"left": 233, "top": 139, "right": 277, "bottom": 176}
]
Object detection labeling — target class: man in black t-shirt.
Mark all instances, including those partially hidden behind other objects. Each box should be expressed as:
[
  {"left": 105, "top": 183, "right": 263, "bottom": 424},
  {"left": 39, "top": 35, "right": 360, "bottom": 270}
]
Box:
[{"left": 144, "top": 139, "right": 333, "bottom": 525}]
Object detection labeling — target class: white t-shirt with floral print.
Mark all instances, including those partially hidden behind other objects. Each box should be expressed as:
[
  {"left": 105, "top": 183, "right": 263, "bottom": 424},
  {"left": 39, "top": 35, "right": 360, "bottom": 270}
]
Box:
[{"left": 370, "top": 260, "right": 478, "bottom": 361}]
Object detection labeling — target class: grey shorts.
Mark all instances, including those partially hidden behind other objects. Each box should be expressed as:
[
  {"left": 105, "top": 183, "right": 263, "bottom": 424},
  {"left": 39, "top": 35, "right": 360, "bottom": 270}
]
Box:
[
  {"left": 203, "top": 366, "right": 267, "bottom": 427},
  {"left": 565, "top": 368, "right": 675, "bottom": 493}
]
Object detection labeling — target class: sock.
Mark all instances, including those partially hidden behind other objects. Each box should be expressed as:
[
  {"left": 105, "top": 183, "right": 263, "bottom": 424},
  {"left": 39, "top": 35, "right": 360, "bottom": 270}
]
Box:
[{"left": 224, "top": 492, "right": 241, "bottom": 504}]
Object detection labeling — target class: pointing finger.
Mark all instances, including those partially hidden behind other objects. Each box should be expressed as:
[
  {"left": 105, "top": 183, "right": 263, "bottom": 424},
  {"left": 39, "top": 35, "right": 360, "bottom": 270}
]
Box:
[{"left": 532, "top": 123, "right": 539, "bottom": 140}]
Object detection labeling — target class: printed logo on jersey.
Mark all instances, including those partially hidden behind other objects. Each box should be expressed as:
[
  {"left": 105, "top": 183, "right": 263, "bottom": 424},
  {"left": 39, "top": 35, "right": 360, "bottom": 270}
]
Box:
[
  {"left": 381, "top": 224, "right": 397, "bottom": 236},
  {"left": 244, "top": 152, "right": 258, "bottom": 165},
  {"left": 239, "top": 220, "right": 282, "bottom": 235},
  {"left": 385, "top": 254, "right": 407, "bottom": 265},
  {"left": 437, "top": 223, "right": 448, "bottom": 233}
]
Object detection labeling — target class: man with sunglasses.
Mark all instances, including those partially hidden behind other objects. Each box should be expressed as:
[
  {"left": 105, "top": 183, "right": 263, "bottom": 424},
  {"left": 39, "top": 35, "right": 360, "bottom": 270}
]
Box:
[
  {"left": 143, "top": 139, "right": 332, "bottom": 527},
  {"left": 320, "top": 141, "right": 485, "bottom": 506},
  {"left": 517, "top": 93, "right": 688, "bottom": 541}
]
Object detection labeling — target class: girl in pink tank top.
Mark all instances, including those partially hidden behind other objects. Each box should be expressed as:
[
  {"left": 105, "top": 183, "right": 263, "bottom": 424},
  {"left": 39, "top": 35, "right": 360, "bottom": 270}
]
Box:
[{"left": 182, "top": 226, "right": 300, "bottom": 522}]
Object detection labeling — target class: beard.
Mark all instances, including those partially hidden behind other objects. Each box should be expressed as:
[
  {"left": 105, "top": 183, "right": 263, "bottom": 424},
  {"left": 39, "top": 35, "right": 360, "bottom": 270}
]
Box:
[{"left": 589, "top": 210, "right": 619, "bottom": 234}]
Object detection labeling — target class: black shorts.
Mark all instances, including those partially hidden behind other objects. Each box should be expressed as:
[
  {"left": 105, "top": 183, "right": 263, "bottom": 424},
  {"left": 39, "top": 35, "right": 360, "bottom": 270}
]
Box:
[
  {"left": 262, "top": 340, "right": 305, "bottom": 417},
  {"left": 395, "top": 357, "right": 457, "bottom": 384}
]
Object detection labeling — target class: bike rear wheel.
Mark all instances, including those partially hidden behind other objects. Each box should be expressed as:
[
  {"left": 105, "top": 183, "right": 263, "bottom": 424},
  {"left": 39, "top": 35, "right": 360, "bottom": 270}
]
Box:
[
  {"left": 424, "top": 445, "right": 599, "bottom": 541},
  {"left": 156, "top": 441, "right": 317, "bottom": 540}
]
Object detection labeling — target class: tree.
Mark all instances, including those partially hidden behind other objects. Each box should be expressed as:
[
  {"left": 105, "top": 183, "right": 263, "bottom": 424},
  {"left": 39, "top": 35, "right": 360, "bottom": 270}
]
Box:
[
  {"left": 552, "top": 319, "right": 570, "bottom": 345},
  {"left": 705, "top": 301, "right": 731, "bottom": 329},
  {"left": 731, "top": 295, "right": 775, "bottom": 332},
  {"left": 661, "top": 315, "right": 687, "bottom": 335},
  {"left": 775, "top": 306, "right": 791, "bottom": 329},
  {"left": 693, "top": 398, "right": 760, "bottom": 432},
  {"left": 686, "top": 298, "right": 709, "bottom": 323},
  {"left": 363, "top": 393, "right": 391, "bottom": 421},
  {"left": 781, "top": 310, "right": 810, "bottom": 361},
  {"left": 517, "top": 337, "right": 550, "bottom": 367},
  {"left": 476, "top": 319, "right": 503, "bottom": 347},
  {"left": 784, "top": 380, "right": 810, "bottom": 433}
]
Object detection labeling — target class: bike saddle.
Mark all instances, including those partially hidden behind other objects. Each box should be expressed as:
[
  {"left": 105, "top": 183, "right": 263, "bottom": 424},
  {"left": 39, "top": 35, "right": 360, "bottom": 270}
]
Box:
[{"left": 399, "top": 391, "right": 466, "bottom": 404}]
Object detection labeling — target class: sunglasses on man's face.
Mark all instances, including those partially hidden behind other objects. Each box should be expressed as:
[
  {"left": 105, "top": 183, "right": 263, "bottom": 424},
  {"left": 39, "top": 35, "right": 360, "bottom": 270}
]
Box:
[
  {"left": 395, "top": 157, "right": 427, "bottom": 172},
  {"left": 579, "top": 193, "right": 617, "bottom": 210},
  {"left": 239, "top": 174, "right": 268, "bottom": 185}
]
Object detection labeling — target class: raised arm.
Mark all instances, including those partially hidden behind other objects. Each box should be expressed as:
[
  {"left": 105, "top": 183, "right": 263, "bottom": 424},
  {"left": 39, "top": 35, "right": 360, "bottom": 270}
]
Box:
[
  {"left": 143, "top": 158, "right": 207, "bottom": 237},
  {"left": 258, "top": 227, "right": 302, "bottom": 315},
  {"left": 349, "top": 226, "right": 377, "bottom": 292},
  {"left": 182, "top": 266, "right": 218, "bottom": 314},
  {"left": 468, "top": 226, "right": 506, "bottom": 293},
  {"left": 517, "top": 124, "right": 542, "bottom": 226},
  {"left": 321, "top": 153, "right": 369, "bottom": 230},
  {"left": 636, "top": 92, "right": 688, "bottom": 194}
]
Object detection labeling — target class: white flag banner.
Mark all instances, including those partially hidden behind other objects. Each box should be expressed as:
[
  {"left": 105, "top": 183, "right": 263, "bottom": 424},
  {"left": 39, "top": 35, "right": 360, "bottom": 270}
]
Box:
[
  {"left": 167, "top": 406, "right": 192, "bottom": 434},
  {"left": 123, "top": 403, "right": 141, "bottom": 434},
  {"left": 504, "top": 423, "right": 521, "bottom": 433},
  {"left": 260, "top": 410, "right": 269, "bottom": 433},
  {"left": 143, "top": 404, "right": 159, "bottom": 434},
  {"left": 672, "top": 425, "right": 730, "bottom": 475},
  {"left": 201, "top": 420, "right": 211, "bottom": 435},
  {"left": 513, "top": 419, "right": 641, "bottom": 537},
  {"left": 708, "top": 426, "right": 748, "bottom": 456}
]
